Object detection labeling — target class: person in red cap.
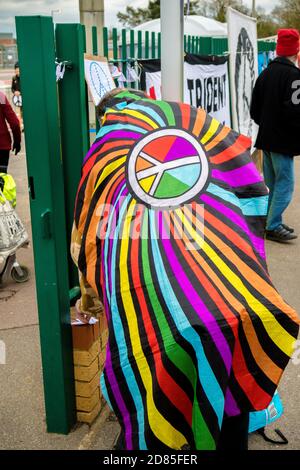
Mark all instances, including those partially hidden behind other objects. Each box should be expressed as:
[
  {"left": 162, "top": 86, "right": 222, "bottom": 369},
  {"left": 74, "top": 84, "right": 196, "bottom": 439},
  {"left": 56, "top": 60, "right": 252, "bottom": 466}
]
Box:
[
  {"left": 251, "top": 29, "right": 300, "bottom": 243},
  {"left": 0, "top": 91, "right": 21, "bottom": 173}
]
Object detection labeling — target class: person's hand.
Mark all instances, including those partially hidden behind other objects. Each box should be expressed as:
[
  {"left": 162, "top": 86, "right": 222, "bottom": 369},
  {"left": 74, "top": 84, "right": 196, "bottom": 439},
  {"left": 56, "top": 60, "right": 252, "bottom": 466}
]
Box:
[
  {"left": 12, "top": 141, "right": 21, "bottom": 155},
  {"left": 14, "top": 91, "right": 20, "bottom": 96},
  {"left": 75, "top": 299, "right": 92, "bottom": 324}
]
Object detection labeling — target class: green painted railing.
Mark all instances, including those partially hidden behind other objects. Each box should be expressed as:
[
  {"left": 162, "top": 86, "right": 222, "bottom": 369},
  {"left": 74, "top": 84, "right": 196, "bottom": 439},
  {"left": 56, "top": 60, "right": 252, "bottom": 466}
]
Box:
[
  {"left": 97, "top": 26, "right": 275, "bottom": 60},
  {"left": 258, "top": 40, "right": 276, "bottom": 53}
]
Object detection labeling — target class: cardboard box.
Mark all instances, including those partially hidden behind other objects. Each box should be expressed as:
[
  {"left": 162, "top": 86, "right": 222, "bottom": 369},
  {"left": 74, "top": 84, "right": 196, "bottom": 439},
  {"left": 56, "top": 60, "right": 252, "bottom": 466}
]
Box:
[
  {"left": 71, "top": 308, "right": 107, "bottom": 425},
  {"left": 72, "top": 321, "right": 100, "bottom": 350},
  {"left": 252, "top": 149, "right": 263, "bottom": 173}
]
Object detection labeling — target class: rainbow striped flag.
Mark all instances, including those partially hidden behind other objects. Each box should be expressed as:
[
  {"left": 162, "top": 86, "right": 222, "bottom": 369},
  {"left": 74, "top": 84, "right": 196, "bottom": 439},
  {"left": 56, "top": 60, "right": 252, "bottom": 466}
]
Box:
[{"left": 74, "top": 91, "right": 299, "bottom": 450}]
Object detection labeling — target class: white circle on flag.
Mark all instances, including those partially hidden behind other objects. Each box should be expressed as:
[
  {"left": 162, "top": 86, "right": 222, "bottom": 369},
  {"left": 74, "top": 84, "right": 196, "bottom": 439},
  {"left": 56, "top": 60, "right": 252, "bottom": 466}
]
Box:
[{"left": 127, "top": 128, "right": 209, "bottom": 208}]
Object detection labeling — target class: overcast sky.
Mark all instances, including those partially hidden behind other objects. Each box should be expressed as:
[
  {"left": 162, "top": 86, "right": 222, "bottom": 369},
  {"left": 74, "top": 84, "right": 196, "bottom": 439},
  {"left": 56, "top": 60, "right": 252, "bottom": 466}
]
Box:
[{"left": 0, "top": 0, "right": 279, "bottom": 35}]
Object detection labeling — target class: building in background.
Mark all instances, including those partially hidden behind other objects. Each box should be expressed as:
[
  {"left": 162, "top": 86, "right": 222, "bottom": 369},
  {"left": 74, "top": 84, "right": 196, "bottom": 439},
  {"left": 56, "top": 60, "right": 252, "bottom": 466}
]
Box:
[{"left": 0, "top": 33, "right": 17, "bottom": 69}]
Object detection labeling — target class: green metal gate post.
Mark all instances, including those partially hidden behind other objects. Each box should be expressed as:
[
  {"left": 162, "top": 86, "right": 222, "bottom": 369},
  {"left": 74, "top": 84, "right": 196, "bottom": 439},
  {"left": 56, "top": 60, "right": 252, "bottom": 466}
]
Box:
[
  {"left": 92, "top": 26, "right": 101, "bottom": 133},
  {"left": 15, "top": 16, "right": 76, "bottom": 434},
  {"left": 55, "top": 23, "right": 89, "bottom": 290}
]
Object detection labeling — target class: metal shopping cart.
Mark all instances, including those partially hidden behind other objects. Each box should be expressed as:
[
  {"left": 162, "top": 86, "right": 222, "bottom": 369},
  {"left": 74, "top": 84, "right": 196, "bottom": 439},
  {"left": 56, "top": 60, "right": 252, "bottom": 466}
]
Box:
[{"left": 0, "top": 175, "right": 29, "bottom": 284}]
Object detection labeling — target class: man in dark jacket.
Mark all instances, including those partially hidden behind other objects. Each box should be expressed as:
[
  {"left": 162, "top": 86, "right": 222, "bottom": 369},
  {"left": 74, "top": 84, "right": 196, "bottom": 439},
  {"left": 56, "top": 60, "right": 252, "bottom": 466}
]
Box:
[
  {"left": 11, "top": 62, "right": 23, "bottom": 129},
  {"left": 0, "top": 91, "right": 21, "bottom": 173},
  {"left": 250, "top": 29, "right": 300, "bottom": 243},
  {"left": 11, "top": 62, "right": 21, "bottom": 95}
]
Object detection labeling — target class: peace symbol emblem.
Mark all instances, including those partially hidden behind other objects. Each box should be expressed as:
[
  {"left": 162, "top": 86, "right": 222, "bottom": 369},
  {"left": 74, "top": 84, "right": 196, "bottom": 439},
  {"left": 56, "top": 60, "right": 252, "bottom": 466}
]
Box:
[{"left": 127, "top": 129, "right": 209, "bottom": 208}]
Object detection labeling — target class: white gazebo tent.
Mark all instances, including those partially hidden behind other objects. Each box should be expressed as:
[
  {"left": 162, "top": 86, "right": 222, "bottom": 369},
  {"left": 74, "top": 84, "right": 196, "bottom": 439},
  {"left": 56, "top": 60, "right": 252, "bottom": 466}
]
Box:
[{"left": 132, "top": 15, "right": 227, "bottom": 38}]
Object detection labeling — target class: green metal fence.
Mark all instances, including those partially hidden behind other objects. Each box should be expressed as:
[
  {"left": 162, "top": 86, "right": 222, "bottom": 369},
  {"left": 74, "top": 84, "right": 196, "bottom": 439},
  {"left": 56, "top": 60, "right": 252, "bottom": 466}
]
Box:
[
  {"left": 257, "top": 40, "right": 277, "bottom": 53},
  {"left": 15, "top": 16, "right": 276, "bottom": 435},
  {"left": 96, "top": 26, "right": 275, "bottom": 61}
]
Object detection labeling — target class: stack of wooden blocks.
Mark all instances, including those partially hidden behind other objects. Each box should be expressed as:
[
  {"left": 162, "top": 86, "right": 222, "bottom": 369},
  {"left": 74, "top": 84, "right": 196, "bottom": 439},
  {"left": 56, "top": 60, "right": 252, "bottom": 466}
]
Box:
[{"left": 71, "top": 308, "right": 108, "bottom": 424}]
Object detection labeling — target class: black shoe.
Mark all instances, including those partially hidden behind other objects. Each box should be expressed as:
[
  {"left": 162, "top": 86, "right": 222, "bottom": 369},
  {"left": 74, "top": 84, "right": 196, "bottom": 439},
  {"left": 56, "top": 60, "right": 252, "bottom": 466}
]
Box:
[
  {"left": 282, "top": 223, "right": 294, "bottom": 233},
  {"left": 266, "top": 226, "right": 298, "bottom": 243}
]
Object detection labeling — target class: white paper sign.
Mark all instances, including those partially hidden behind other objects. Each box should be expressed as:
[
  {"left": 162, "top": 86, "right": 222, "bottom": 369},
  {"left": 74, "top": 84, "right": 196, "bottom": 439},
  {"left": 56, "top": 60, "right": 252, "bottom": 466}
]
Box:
[
  {"left": 84, "top": 54, "right": 115, "bottom": 106},
  {"left": 146, "top": 70, "right": 162, "bottom": 100}
]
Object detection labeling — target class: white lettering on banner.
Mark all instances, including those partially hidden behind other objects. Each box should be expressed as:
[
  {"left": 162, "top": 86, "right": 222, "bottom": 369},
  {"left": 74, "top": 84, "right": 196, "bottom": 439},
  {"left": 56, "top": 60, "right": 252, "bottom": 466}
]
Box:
[
  {"left": 184, "top": 61, "right": 231, "bottom": 126},
  {"left": 186, "top": 75, "right": 227, "bottom": 112}
]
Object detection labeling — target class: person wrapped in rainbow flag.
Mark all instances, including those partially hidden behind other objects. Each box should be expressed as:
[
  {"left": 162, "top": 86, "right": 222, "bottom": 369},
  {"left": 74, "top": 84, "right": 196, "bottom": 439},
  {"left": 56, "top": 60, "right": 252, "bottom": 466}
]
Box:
[{"left": 71, "top": 89, "right": 299, "bottom": 450}]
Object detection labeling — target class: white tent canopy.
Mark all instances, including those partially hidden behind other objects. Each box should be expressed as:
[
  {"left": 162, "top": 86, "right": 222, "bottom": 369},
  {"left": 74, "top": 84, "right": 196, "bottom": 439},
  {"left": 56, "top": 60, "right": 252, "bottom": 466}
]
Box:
[{"left": 131, "top": 15, "right": 228, "bottom": 38}]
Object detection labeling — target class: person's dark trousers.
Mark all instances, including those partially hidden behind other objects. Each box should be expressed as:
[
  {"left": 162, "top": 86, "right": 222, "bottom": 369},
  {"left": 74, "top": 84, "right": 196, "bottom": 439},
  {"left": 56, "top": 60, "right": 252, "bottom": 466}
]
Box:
[
  {"left": 0, "top": 149, "right": 9, "bottom": 173},
  {"left": 217, "top": 413, "right": 249, "bottom": 451},
  {"left": 263, "top": 151, "right": 294, "bottom": 231}
]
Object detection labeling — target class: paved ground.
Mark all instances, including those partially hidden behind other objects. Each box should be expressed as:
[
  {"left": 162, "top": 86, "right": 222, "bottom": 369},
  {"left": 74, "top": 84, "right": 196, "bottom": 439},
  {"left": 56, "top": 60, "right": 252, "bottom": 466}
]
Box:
[
  {"left": 0, "top": 76, "right": 299, "bottom": 449},
  {"left": 0, "top": 140, "right": 120, "bottom": 450}
]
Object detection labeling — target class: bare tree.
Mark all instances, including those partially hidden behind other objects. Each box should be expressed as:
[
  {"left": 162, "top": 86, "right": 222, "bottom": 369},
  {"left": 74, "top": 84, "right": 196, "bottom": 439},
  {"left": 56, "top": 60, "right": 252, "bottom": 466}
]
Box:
[
  {"left": 117, "top": 0, "right": 200, "bottom": 27},
  {"left": 273, "top": 0, "right": 300, "bottom": 30}
]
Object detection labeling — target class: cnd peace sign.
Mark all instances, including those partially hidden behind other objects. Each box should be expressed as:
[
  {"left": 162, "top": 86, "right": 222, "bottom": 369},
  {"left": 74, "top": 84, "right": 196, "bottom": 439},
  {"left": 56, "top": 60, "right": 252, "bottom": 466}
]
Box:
[{"left": 127, "top": 128, "right": 209, "bottom": 208}]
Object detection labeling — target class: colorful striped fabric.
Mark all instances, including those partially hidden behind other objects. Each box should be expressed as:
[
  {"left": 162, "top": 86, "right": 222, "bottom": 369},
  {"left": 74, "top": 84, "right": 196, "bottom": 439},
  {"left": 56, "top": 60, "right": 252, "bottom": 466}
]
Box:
[{"left": 74, "top": 91, "right": 299, "bottom": 450}]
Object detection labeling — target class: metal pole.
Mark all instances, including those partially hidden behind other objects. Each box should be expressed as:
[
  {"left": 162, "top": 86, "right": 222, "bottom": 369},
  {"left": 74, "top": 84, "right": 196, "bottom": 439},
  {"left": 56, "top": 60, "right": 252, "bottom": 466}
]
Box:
[
  {"left": 79, "top": 0, "right": 104, "bottom": 55},
  {"left": 56, "top": 23, "right": 90, "bottom": 290},
  {"left": 252, "top": 0, "right": 256, "bottom": 17},
  {"left": 161, "top": 0, "right": 184, "bottom": 101}
]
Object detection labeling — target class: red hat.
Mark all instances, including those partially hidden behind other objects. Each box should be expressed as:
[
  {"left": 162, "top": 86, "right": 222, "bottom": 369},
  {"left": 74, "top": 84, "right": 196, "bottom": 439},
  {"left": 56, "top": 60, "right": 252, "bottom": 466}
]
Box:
[{"left": 276, "top": 29, "right": 300, "bottom": 57}]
